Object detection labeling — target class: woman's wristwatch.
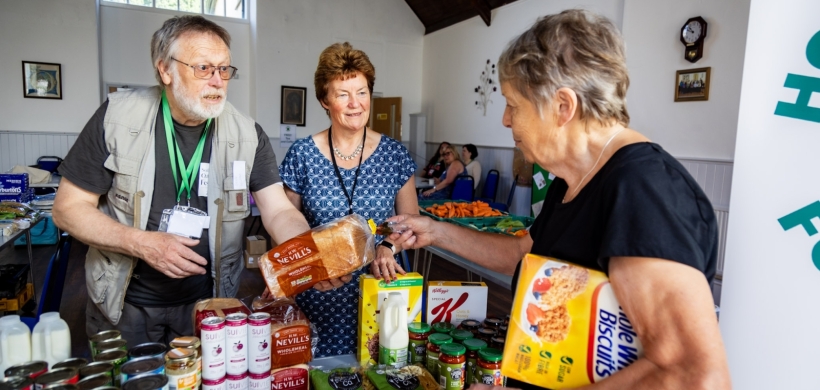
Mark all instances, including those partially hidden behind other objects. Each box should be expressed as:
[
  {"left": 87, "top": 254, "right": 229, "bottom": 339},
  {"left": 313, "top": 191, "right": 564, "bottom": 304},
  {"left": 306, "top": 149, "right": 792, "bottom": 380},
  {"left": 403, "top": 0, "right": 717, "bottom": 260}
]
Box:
[{"left": 378, "top": 240, "right": 397, "bottom": 255}]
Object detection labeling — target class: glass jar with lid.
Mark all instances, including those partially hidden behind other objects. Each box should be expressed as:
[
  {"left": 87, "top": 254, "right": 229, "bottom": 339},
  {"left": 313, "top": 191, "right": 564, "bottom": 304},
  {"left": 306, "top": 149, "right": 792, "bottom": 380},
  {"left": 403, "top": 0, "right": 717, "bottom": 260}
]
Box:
[
  {"left": 165, "top": 347, "right": 198, "bottom": 390},
  {"left": 438, "top": 343, "right": 466, "bottom": 390},
  {"left": 449, "top": 329, "right": 474, "bottom": 345},
  {"left": 170, "top": 336, "right": 202, "bottom": 387},
  {"left": 462, "top": 338, "right": 487, "bottom": 385},
  {"left": 432, "top": 322, "right": 456, "bottom": 334},
  {"left": 426, "top": 333, "right": 453, "bottom": 380},
  {"left": 477, "top": 348, "right": 505, "bottom": 386},
  {"left": 408, "top": 322, "right": 433, "bottom": 365}
]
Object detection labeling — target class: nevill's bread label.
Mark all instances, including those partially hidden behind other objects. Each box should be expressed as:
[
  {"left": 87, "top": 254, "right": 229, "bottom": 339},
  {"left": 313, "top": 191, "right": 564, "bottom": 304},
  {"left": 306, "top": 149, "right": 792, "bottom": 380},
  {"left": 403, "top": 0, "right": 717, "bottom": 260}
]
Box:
[
  {"left": 271, "top": 365, "right": 308, "bottom": 390},
  {"left": 268, "top": 237, "right": 319, "bottom": 270},
  {"left": 501, "top": 254, "right": 644, "bottom": 389}
]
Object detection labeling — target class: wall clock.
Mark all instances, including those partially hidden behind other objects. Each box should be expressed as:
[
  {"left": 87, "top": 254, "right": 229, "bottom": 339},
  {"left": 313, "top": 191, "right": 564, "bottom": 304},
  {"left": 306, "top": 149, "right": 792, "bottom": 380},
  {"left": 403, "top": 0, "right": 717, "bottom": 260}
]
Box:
[{"left": 680, "top": 16, "right": 708, "bottom": 63}]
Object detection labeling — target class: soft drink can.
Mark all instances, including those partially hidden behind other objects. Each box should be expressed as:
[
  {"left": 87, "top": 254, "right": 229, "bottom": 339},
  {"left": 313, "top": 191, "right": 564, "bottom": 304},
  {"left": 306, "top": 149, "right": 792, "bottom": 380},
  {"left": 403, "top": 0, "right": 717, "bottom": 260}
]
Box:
[
  {"left": 201, "top": 316, "right": 227, "bottom": 380},
  {"left": 225, "top": 313, "right": 248, "bottom": 376},
  {"left": 247, "top": 313, "right": 271, "bottom": 374}
]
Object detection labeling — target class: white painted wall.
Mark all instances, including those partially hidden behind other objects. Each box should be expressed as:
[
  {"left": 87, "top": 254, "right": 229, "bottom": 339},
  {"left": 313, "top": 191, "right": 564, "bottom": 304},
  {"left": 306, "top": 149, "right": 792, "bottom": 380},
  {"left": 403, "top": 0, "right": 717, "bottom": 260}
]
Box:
[
  {"left": 253, "top": 0, "right": 425, "bottom": 149},
  {"left": 0, "top": 0, "right": 99, "bottom": 133},
  {"left": 622, "top": 0, "right": 750, "bottom": 160},
  {"left": 100, "top": 3, "right": 252, "bottom": 115},
  {"left": 421, "top": 0, "right": 625, "bottom": 148}
]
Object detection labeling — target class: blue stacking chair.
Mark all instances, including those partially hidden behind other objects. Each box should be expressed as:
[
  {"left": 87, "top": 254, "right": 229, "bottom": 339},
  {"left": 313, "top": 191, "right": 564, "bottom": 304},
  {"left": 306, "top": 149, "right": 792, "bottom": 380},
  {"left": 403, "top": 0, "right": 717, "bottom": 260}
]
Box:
[
  {"left": 21, "top": 232, "right": 72, "bottom": 330},
  {"left": 477, "top": 169, "right": 500, "bottom": 203},
  {"left": 488, "top": 175, "right": 519, "bottom": 212},
  {"left": 450, "top": 175, "right": 474, "bottom": 201}
]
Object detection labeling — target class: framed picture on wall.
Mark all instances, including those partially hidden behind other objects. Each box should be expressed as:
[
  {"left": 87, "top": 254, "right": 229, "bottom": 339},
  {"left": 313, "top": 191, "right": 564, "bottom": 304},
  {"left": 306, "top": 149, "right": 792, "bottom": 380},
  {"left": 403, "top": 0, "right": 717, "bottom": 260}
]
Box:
[
  {"left": 674, "top": 67, "right": 711, "bottom": 102},
  {"left": 22, "top": 61, "right": 62, "bottom": 99},
  {"left": 281, "top": 86, "right": 307, "bottom": 126}
]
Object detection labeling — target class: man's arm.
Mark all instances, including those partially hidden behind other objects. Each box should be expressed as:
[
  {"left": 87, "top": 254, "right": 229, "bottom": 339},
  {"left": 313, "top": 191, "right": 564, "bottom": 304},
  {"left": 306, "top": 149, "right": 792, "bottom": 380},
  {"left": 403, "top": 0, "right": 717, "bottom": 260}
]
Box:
[
  {"left": 52, "top": 178, "right": 207, "bottom": 278},
  {"left": 389, "top": 214, "right": 532, "bottom": 276},
  {"left": 253, "top": 184, "right": 310, "bottom": 245}
]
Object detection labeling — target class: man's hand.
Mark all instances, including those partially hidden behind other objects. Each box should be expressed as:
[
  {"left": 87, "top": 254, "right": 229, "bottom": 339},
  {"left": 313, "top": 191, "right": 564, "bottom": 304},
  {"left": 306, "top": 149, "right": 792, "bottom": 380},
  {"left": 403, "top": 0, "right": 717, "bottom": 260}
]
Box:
[
  {"left": 386, "top": 214, "right": 438, "bottom": 249},
  {"left": 135, "top": 231, "right": 207, "bottom": 278},
  {"left": 313, "top": 275, "right": 353, "bottom": 292}
]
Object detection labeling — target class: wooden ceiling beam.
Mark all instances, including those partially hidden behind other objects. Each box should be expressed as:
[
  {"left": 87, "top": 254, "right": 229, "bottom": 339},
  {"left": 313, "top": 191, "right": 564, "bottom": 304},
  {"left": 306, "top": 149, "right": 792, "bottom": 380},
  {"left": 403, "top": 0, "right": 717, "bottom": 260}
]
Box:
[{"left": 471, "top": 0, "right": 491, "bottom": 27}]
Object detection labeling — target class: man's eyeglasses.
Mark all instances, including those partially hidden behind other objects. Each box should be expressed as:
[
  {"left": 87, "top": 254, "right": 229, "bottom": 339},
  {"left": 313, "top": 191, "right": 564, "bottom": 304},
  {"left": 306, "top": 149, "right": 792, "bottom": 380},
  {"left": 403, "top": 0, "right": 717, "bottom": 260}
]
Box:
[{"left": 172, "top": 58, "right": 237, "bottom": 80}]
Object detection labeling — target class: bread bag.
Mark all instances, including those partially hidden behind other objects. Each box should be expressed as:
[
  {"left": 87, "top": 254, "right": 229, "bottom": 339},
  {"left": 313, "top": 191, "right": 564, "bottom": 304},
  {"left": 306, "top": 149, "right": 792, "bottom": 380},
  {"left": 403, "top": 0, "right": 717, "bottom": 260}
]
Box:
[
  {"left": 252, "top": 296, "right": 313, "bottom": 368},
  {"left": 259, "top": 214, "right": 375, "bottom": 297},
  {"left": 191, "top": 297, "right": 251, "bottom": 337}
]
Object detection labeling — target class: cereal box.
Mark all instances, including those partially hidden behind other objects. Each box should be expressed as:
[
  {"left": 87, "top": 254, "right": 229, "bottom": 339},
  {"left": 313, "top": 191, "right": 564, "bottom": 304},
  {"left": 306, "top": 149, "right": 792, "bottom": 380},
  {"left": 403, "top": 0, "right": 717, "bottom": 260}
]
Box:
[
  {"left": 358, "top": 273, "right": 424, "bottom": 365},
  {"left": 501, "top": 254, "right": 643, "bottom": 389},
  {"left": 425, "top": 281, "right": 487, "bottom": 325}
]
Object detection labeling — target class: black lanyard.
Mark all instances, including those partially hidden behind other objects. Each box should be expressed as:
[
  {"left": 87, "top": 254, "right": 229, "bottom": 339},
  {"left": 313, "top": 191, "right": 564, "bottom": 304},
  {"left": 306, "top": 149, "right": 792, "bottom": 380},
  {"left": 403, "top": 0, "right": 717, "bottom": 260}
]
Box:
[{"left": 328, "top": 126, "right": 366, "bottom": 215}]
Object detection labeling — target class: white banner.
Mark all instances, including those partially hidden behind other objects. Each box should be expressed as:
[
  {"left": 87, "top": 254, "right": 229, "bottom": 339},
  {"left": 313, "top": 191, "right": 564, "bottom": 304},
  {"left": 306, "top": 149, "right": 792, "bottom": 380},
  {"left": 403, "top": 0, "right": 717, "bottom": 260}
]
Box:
[{"left": 720, "top": 0, "right": 820, "bottom": 388}]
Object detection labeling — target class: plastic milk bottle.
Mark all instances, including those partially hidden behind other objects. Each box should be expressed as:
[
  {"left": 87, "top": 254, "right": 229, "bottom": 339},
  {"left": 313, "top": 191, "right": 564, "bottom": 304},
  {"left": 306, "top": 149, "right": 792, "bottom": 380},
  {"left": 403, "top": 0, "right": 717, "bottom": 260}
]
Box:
[
  {"left": 379, "top": 292, "right": 409, "bottom": 367},
  {"left": 31, "top": 312, "right": 71, "bottom": 367},
  {"left": 0, "top": 315, "right": 32, "bottom": 373}
]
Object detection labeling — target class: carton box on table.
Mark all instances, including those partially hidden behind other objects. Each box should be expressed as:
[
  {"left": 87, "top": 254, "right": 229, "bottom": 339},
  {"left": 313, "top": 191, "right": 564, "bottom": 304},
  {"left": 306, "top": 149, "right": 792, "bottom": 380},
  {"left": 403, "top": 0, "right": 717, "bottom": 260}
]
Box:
[
  {"left": 358, "top": 272, "right": 424, "bottom": 365},
  {"left": 245, "top": 235, "right": 268, "bottom": 255},
  {"left": 426, "top": 281, "right": 488, "bottom": 325}
]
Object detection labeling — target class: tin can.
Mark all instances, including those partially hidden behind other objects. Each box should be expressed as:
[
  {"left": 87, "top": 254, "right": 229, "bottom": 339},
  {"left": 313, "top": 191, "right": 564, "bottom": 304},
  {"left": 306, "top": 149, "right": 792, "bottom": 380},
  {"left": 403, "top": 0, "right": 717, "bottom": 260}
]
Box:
[
  {"left": 5, "top": 362, "right": 49, "bottom": 379},
  {"left": 94, "top": 349, "right": 128, "bottom": 386},
  {"left": 202, "top": 377, "right": 226, "bottom": 390},
  {"left": 165, "top": 348, "right": 198, "bottom": 390},
  {"left": 89, "top": 330, "right": 121, "bottom": 356},
  {"left": 169, "top": 336, "right": 201, "bottom": 382},
  {"left": 78, "top": 362, "right": 113, "bottom": 380},
  {"left": 247, "top": 313, "right": 271, "bottom": 374},
  {"left": 34, "top": 368, "right": 79, "bottom": 390},
  {"left": 225, "top": 313, "right": 248, "bottom": 376},
  {"left": 75, "top": 374, "right": 112, "bottom": 390},
  {"left": 122, "top": 374, "right": 169, "bottom": 390},
  {"left": 121, "top": 357, "right": 165, "bottom": 384},
  {"left": 247, "top": 372, "right": 269, "bottom": 390},
  {"left": 0, "top": 376, "right": 34, "bottom": 390},
  {"left": 129, "top": 343, "right": 168, "bottom": 361},
  {"left": 41, "top": 385, "right": 77, "bottom": 390},
  {"left": 52, "top": 359, "right": 88, "bottom": 372},
  {"left": 94, "top": 339, "right": 128, "bottom": 354},
  {"left": 201, "top": 316, "right": 227, "bottom": 380},
  {"left": 87, "top": 387, "right": 117, "bottom": 390},
  {"left": 226, "top": 373, "right": 247, "bottom": 390}
]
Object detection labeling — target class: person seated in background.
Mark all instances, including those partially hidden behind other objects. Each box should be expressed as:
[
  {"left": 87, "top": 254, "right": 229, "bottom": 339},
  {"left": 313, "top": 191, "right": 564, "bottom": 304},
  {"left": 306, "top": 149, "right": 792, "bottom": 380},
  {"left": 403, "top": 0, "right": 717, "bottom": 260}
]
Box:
[
  {"left": 420, "top": 141, "right": 450, "bottom": 178},
  {"left": 419, "top": 144, "right": 466, "bottom": 200},
  {"left": 462, "top": 143, "right": 482, "bottom": 189}
]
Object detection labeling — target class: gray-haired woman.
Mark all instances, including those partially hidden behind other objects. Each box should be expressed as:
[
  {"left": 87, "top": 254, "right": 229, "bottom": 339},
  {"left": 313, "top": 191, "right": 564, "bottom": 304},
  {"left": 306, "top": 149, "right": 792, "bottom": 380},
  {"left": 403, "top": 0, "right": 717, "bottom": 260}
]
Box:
[{"left": 389, "top": 9, "right": 730, "bottom": 390}]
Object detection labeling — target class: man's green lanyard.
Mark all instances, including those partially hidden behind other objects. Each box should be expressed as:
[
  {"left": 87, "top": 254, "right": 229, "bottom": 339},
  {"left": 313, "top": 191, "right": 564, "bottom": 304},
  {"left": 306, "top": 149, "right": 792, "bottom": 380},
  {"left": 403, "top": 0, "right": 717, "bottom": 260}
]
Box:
[{"left": 161, "top": 90, "right": 211, "bottom": 205}]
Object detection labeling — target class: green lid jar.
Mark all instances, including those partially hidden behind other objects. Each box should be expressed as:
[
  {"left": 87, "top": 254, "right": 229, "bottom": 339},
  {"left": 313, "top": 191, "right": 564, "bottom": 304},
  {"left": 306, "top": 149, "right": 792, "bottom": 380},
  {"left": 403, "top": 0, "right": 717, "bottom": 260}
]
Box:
[
  {"left": 449, "top": 329, "right": 474, "bottom": 344},
  {"left": 408, "top": 322, "right": 433, "bottom": 365},
  {"left": 463, "top": 339, "right": 488, "bottom": 385},
  {"left": 426, "top": 333, "right": 453, "bottom": 380},
  {"left": 439, "top": 344, "right": 467, "bottom": 390},
  {"left": 477, "top": 348, "right": 505, "bottom": 386},
  {"left": 432, "top": 322, "right": 456, "bottom": 334}
]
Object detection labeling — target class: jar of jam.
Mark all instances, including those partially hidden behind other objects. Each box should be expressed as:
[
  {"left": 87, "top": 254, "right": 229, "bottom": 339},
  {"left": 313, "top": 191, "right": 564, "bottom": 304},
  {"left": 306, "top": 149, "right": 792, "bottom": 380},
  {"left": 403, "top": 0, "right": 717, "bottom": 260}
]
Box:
[
  {"left": 498, "top": 324, "right": 508, "bottom": 337},
  {"left": 408, "top": 322, "right": 432, "bottom": 365},
  {"left": 476, "top": 348, "right": 505, "bottom": 386},
  {"left": 490, "top": 336, "right": 505, "bottom": 351},
  {"left": 476, "top": 327, "right": 497, "bottom": 344},
  {"left": 438, "top": 343, "right": 466, "bottom": 390},
  {"left": 483, "top": 316, "right": 503, "bottom": 330},
  {"left": 432, "top": 322, "right": 456, "bottom": 334},
  {"left": 459, "top": 319, "right": 481, "bottom": 336},
  {"left": 426, "top": 333, "right": 453, "bottom": 380},
  {"left": 449, "top": 329, "right": 474, "bottom": 345},
  {"left": 462, "top": 338, "right": 487, "bottom": 385}
]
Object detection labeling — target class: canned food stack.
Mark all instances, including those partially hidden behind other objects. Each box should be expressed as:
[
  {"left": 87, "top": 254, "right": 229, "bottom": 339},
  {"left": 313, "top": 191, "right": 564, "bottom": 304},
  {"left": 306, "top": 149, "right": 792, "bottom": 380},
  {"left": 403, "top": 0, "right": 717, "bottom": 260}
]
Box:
[{"left": 200, "top": 312, "right": 273, "bottom": 390}]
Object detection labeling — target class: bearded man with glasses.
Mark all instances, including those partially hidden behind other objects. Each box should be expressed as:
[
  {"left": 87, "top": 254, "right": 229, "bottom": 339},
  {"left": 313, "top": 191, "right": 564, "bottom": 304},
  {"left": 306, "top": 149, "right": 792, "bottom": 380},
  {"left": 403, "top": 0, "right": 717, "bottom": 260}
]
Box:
[{"left": 53, "top": 15, "right": 310, "bottom": 345}]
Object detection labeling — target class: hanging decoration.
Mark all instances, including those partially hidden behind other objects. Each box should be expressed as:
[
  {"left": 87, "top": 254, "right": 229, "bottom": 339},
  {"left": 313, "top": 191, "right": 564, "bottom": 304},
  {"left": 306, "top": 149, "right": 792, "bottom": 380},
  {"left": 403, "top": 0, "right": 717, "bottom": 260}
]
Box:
[{"left": 474, "top": 59, "right": 497, "bottom": 116}]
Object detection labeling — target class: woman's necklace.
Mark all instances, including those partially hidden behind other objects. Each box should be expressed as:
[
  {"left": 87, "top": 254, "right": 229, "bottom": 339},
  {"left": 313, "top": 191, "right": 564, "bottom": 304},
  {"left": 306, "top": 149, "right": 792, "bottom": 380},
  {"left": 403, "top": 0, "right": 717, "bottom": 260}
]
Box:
[
  {"left": 332, "top": 131, "right": 365, "bottom": 161},
  {"left": 563, "top": 127, "right": 626, "bottom": 203}
]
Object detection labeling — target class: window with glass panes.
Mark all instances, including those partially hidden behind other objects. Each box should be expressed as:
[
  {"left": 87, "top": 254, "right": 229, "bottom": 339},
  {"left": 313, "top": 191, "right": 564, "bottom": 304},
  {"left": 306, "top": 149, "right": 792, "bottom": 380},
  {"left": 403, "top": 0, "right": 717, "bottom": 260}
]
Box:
[{"left": 103, "top": 0, "right": 245, "bottom": 19}]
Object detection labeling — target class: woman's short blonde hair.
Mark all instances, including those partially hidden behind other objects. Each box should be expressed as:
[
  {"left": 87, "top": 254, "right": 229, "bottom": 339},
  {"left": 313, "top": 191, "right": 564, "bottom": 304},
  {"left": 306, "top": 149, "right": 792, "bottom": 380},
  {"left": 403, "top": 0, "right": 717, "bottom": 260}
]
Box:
[
  {"left": 314, "top": 42, "right": 376, "bottom": 105},
  {"left": 497, "top": 9, "right": 630, "bottom": 126}
]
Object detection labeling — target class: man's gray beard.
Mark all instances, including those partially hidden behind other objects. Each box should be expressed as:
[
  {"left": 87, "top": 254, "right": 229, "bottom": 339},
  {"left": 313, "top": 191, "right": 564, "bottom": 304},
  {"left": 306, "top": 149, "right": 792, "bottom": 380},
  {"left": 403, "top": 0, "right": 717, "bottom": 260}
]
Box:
[{"left": 171, "top": 68, "right": 226, "bottom": 121}]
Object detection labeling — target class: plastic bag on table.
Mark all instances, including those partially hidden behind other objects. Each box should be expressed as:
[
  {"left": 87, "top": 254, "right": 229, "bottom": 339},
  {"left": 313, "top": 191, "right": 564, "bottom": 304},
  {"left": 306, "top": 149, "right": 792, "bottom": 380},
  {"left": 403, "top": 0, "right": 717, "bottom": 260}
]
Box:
[
  {"left": 364, "top": 364, "right": 438, "bottom": 390},
  {"left": 259, "top": 214, "right": 376, "bottom": 298},
  {"left": 309, "top": 365, "right": 366, "bottom": 390},
  {"left": 191, "top": 297, "right": 251, "bottom": 337}
]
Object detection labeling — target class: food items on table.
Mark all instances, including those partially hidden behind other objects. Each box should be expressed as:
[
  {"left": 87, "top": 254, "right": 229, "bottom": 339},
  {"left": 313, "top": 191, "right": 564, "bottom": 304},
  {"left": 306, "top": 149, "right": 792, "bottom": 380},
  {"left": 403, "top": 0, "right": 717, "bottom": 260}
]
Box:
[
  {"left": 243, "top": 313, "right": 271, "bottom": 374},
  {"left": 309, "top": 366, "right": 361, "bottom": 390},
  {"left": 169, "top": 337, "right": 202, "bottom": 388},
  {"left": 378, "top": 293, "right": 409, "bottom": 368},
  {"left": 191, "top": 298, "right": 251, "bottom": 338},
  {"left": 364, "top": 364, "right": 438, "bottom": 390},
  {"left": 502, "top": 254, "right": 644, "bottom": 389},
  {"left": 165, "top": 348, "right": 198, "bottom": 390},
  {"left": 407, "top": 323, "right": 432, "bottom": 365},
  {"left": 426, "top": 281, "right": 487, "bottom": 326},
  {"left": 358, "top": 273, "right": 424, "bottom": 366},
  {"left": 259, "top": 214, "right": 375, "bottom": 298},
  {"left": 463, "top": 338, "right": 487, "bottom": 385},
  {"left": 438, "top": 343, "right": 466, "bottom": 390},
  {"left": 423, "top": 201, "right": 503, "bottom": 218},
  {"left": 251, "top": 296, "right": 312, "bottom": 369},
  {"left": 200, "top": 316, "right": 227, "bottom": 381},
  {"left": 425, "top": 333, "right": 452, "bottom": 380},
  {"left": 476, "top": 348, "right": 505, "bottom": 386}
]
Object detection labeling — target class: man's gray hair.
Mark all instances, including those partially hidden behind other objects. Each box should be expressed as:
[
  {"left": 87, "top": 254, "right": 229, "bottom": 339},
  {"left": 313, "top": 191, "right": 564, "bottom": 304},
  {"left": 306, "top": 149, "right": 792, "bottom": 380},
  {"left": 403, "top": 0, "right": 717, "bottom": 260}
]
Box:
[
  {"left": 498, "top": 9, "right": 630, "bottom": 126},
  {"left": 150, "top": 15, "right": 231, "bottom": 85}
]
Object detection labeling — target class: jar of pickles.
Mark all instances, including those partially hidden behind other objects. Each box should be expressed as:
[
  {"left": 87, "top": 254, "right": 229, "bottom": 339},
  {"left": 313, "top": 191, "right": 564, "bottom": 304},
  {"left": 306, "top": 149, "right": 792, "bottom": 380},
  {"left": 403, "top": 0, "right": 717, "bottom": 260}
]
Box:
[
  {"left": 439, "top": 343, "right": 466, "bottom": 390},
  {"left": 408, "top": 322, "right": 432, "bottom": 365},
  {"left": 476, "top": 348, "right": 505, "bottom": 386},
  {"left": 426, "top": 333, "right": 453, "bottom": 380},
  {"left": 432, "top": 322, "right": 456, "bottom": 334},
  {"left": 165, "top": 348, "right": 198, "bottom": 390},
  {"left": 449, "top": 329, "right": 474, "bottom": 345},
  {"left": 462, "top": 338, "right": 487, "bottom": 385}
]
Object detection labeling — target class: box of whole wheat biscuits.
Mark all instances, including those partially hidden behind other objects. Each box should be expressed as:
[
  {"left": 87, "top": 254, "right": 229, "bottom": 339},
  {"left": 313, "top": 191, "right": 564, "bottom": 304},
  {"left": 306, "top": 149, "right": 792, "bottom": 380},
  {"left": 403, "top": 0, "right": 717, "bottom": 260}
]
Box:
[{"left": 501, "top": 254, "right": 644, "bottom": 389}]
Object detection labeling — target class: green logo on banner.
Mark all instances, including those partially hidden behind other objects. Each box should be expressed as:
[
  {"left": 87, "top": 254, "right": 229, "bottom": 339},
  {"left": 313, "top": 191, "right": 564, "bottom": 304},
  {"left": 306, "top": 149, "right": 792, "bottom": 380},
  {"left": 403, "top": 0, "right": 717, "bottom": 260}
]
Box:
[
  {"left": 774, "top": 30, "right": 820, "bottom": 124},
  {"left": 778, "top": 201, "right": 820, "bottom": 270}
]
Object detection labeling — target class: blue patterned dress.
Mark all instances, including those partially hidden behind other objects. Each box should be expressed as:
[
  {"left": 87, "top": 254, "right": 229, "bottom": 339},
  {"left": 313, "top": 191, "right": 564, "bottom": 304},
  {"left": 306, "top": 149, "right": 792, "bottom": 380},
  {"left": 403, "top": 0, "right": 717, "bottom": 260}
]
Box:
[{"left": 279, "top": 134, "right": 417, "bottom": 357}]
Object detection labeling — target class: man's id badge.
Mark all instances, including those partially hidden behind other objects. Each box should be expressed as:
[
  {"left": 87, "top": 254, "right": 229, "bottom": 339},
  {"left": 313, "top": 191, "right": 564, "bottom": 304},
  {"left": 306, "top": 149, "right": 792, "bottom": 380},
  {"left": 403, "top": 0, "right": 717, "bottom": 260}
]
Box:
[{"left": 158, "top": 205, "right": 210, "bottom": 239}]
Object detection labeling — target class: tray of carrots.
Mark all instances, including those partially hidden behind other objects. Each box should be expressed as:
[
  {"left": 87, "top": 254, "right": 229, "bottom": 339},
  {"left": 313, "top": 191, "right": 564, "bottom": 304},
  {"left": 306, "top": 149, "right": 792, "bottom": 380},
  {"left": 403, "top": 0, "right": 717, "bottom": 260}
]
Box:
[{"left": 420, "top": 200, "right": 506, "bottom": 219}]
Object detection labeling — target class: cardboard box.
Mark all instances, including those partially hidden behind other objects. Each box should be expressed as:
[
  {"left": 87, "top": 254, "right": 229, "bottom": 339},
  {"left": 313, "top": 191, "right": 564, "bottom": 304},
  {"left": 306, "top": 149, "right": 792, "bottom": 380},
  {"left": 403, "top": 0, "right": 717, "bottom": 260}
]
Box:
[
  {"left": 0, "top": 173, "right": 31, "bottom": 203},
  {"left": 358, "top": 273, "right": 424, "bottom": 365},
  {"left": 245, "top": 235, "right": 267, "bottom": 255},
  {"left": 244, "top": 250, "right": 261, "bottom": 269},
  {"left": 426, "top": 281, "right": 488, "bottom": 326}
]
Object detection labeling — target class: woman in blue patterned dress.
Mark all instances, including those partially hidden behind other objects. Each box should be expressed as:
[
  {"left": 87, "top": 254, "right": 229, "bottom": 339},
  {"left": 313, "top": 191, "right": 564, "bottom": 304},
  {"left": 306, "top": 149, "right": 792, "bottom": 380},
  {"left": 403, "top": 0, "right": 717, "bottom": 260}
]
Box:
[{"left": 278, "top": 42, "right": 419, "bottom": 357}]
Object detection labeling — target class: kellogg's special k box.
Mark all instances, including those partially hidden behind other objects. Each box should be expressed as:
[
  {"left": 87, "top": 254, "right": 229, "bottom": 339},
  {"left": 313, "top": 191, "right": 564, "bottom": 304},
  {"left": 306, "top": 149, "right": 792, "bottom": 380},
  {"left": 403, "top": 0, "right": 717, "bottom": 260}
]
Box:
[
  {"left": 425, "top": 281, "right": 487, "bottom": 325},
  {"left": 501, "top": 254, "right": 644, "bottom": 389}
]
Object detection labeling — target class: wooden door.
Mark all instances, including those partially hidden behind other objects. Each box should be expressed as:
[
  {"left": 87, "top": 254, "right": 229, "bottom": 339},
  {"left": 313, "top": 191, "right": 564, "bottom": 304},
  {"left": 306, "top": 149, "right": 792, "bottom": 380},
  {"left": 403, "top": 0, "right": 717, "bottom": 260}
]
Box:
[{"left": 369, "top": 97, "right": 402, "bottom": 140}]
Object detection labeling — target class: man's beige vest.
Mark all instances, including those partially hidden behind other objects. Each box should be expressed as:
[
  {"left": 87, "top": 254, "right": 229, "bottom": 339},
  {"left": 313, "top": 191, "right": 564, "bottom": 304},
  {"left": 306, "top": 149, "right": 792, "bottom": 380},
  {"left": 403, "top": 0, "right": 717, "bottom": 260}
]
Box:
[{"left": 87, "top": 86, "right": 257, "bottom": 324}]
